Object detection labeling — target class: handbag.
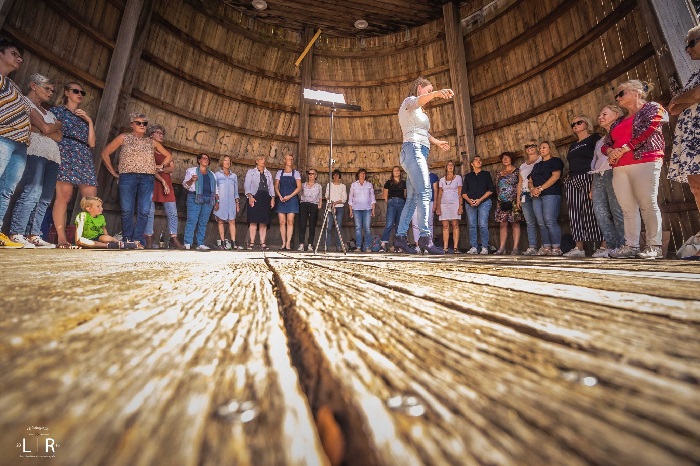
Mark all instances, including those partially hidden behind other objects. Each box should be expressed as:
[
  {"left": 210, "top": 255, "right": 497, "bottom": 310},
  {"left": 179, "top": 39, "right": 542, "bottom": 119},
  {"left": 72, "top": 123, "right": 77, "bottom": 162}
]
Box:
[{"left": 499, "top": 201, "right": 513, "bottom": 211}]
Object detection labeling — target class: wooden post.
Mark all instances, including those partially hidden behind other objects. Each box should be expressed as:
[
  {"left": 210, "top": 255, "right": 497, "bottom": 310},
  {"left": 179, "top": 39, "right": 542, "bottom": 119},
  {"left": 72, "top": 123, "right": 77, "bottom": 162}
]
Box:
[
  {"left": 92, "top": 0, "right": 145, "bottom": 169},
  {"left": 443, "top": 0, "right": 476, "bottom": 175},
  {"left": 297, "top": 27, "right": 314, "bottom": 175},
  {"left": 638, "top": 0, "right": 699, "bottom": 94},
  {"left": 0, "top": 0, "right": 15, "bottom": 30}
]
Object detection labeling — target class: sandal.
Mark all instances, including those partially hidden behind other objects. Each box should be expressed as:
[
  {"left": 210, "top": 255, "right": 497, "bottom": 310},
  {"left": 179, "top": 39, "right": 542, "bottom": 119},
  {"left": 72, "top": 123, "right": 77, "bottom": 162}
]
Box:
[
  {"left": 260, "top": 243, "right": 269, "bottom": 251},
  {"left": 248, "top": 242, "right": 255, "bottom": 250},
  {"left": 57, "top": 242, "right": 71, "bottom": 249}
]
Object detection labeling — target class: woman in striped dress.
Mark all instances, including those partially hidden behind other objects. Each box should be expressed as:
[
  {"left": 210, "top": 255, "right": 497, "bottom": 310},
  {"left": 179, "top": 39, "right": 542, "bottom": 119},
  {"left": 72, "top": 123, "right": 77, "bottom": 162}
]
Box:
[{"left": 563, "top": 115, "right": 603, "bottom": 257}]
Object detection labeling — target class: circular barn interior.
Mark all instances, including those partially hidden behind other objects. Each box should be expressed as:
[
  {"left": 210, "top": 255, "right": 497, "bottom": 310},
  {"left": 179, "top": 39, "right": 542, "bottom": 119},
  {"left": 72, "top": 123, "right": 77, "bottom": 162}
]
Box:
[{"left": 1, "top": 1, "right": 700, "bottom": 465}]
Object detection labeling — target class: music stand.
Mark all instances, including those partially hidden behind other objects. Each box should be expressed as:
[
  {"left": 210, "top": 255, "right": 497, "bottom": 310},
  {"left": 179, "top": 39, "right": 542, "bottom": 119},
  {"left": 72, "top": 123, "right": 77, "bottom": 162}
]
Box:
[{"left": 303, "top": 89, "right": 362, "bottom": 254}]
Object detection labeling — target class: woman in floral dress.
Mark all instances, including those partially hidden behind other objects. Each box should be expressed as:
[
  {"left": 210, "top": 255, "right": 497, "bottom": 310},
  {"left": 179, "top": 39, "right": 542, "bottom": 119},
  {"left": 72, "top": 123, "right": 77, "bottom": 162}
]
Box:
[
  {"left": 52, "top": 81, "right": 97, "bottom": 248},
  {"left": 668, "top": 25, "right": 700, "bottom": 258},
  {"left": 494, "top": 152, "right": 522, "bottom": 254}
]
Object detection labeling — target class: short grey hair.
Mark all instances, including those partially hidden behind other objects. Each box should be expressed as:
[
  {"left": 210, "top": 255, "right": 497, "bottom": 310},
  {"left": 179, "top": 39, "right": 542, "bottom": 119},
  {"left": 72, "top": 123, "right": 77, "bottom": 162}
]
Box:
[
  {"left": 147, "top": 124, "right": 165, "bottom": 137},
  {"left": 27, "top": 73, "right": 53, "bottom": 92},
  {"left": 129, "top": 112, "right": 148, "bottom": 122},
  {"left": 687, "top": 25, "right": 700, "bottom": 42}
]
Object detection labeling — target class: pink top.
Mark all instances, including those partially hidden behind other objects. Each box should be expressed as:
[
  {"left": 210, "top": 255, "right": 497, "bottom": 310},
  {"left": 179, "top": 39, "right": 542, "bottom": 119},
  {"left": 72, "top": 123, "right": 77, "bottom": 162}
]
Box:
[{"left": 609, "top": 116, "right": 663, "bottom": 167}]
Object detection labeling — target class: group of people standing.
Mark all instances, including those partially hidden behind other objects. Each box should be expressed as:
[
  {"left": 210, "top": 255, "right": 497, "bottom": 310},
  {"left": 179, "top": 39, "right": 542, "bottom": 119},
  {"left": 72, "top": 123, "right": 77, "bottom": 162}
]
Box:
[{"left": 1, "top": 25, "right": 699, "bottom": 258}]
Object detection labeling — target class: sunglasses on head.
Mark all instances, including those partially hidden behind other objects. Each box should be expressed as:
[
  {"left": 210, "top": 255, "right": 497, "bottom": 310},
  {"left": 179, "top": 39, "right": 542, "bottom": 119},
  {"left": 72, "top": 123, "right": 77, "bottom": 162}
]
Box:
[
  {"left": 686, "top": 38, "right": 698, "bottom": 49},
  {"left": 524, "top": 144, "right": 537, "bottom": 149},
  {"left": 132, "top": 120, "right": 148, "bottom": 127},
  {"left": 69, "top": 88, "right": 86, "bottom": 96},
  {"left": 570, "top": 120, "right": 586, "bottom": 128}
]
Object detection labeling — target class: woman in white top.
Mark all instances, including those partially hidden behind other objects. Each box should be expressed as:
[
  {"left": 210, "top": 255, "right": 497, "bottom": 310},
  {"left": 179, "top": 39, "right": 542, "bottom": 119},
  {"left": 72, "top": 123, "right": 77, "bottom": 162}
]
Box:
[
  {"left": 517, "top": 138, "right": 542, "bottom": 255},
  {"left": 214, "top": 155, "right": 240, "bottom": 249},
  {"left": 436, "top": 160, "right": 463, "bottom": 253},
  {"left": 325, "top": 169, "right": 347, "bottom": 251},
  {"left": 8, "top": 73, "right": 62, "bottom": 248},
  {"left": 394, "top": 76, "right": 453, "bottom": 255}
]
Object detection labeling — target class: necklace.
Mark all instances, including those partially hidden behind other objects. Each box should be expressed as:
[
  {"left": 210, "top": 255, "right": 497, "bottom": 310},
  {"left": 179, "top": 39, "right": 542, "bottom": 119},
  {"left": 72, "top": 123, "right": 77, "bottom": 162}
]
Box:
[{"left": 444, "top": 174, "right": 455, "bottom": 185}]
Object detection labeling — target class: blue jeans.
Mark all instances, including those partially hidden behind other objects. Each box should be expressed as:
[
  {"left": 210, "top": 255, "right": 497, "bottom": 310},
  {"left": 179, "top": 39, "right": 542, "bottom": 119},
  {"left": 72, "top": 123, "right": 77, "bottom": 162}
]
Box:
[
  {"left": 520, "top": 192, "right": 538, "bottom": 248},
  {"left": 325, "top": 205, "right": 344, "bottom": 247},
  {"left": 185, "top": 193, "right": 214, "bottom": 245},
  {"left": 532, "top": 194, "right": 562, "bottom": 247},
  {"left": 381, "top": 197, "right": 405, "bottom": 242},
  {"left": 9, "top": 155, "right": 59, "bottom": 236},
  {"left": 465, "top": 199, "right": 491, "bottom": 250},
  {"left": 353, "top": 209, "right": 371, "bottom": 250},
  {"left": 397, "top": 142, "right": 430, "bottom": 237},
  {"left": 0, "top": 136, "right": 28, "bottom": 229},
  {"left": 145, "top": 201, "right": 179, "bottom": 236},
  {"left": 118, "top": 173, "right": 154, "bottom": 243},
  {"left": 591, "top": 170, "right": 624, "bottom": 250}
]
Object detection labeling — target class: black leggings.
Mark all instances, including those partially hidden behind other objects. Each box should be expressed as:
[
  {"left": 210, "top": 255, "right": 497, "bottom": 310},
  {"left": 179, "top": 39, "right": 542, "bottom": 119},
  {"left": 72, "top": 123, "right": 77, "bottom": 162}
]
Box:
[{"left": 298, "top": 202, "right": 319, "bottom": 244}]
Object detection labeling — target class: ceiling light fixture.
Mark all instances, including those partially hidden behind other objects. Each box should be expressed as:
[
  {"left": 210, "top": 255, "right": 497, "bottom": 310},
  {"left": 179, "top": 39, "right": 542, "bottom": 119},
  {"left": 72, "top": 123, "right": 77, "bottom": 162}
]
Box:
[
  {"left": 354, "top": 19, "right": 368, "bottom": 30},
  {"left": 252, "top": 0, "right": 267, "bottom": 11}
]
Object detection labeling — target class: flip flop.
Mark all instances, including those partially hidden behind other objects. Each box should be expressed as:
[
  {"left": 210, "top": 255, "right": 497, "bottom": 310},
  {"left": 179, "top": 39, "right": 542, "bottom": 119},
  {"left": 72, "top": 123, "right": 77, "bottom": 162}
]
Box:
[{"left": 57, "top": 243, "right": 72, "bottom": 249}]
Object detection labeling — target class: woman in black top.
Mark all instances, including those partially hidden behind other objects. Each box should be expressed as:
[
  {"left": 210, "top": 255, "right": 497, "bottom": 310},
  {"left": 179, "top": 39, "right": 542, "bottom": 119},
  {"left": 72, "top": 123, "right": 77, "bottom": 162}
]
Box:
[
  {"left": 528, "top": 141, "right": 565, "bottom": 255},
  {"left": 380, "top": 166, "right": 406, "bottom": 251},
  {"left": 564, "top": 115, "right": 603, "bottom": 257}
]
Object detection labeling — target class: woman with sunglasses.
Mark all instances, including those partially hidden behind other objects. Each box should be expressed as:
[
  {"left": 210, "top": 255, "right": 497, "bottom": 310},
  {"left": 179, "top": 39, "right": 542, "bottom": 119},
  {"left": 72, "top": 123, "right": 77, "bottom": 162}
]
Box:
[
  {"left": 563, "top": 115, "right": 603, "bottom": 258},
  {"left": 517, "top": 139, "right": 541, "bottom": 255},
  {"left": 100, "top": 112, "right": 172, "bottom": 247},
  {"left": 51, "top": 82, "right": 97, "bottom": 248},
  {"left": 668, "top": 26, "right": 700, "bottom": 259},
  {"left": 603, "top": 80, "right": 668, "bottom": 259},
  {"left": 297, "top": 168, "right": 322, "bottom": 251},
  {"left": 8, "top": 73, "right": 62, "bottom": 249}
]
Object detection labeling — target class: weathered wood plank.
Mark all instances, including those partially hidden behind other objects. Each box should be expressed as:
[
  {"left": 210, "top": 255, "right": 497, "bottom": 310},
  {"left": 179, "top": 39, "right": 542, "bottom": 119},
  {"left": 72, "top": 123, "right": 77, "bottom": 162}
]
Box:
[
  {"left": 269, "top": 257, "right": 700, "bottom": 465},
  {"left": 0, "top": 252, "right": 326, "bottom": 466}
]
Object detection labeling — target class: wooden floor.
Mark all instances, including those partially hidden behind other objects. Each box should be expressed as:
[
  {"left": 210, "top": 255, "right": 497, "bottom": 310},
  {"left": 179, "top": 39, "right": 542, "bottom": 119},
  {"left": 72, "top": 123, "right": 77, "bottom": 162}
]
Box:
[{"left": 1, "top": 250, "right": 699, "bottom": 466}]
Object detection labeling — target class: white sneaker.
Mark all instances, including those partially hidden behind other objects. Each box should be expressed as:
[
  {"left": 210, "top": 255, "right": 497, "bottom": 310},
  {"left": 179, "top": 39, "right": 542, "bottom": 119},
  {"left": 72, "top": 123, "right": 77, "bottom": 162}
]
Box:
[
  {"left": 184, "top": 244, "right": 191, "bottom": 250},
  {"left": 10, "top": 234, "right": 35, "bottom": 248},
  {"left": 466, "top": 247, "right": 478, "bottom": 254},
  {"left": 549, "top": 248, "right": 563, "bottom": 256},
  {"left": 196, "top": 245, "right": 210, "bottom": 251},
  {"left": 592, "top": 247, "right": 609, "bottom": 258},
  {"left": 479, "top": 247, "right": 489, "bottom": 255},
  {"left": 523, "top": 247, "right": 538, "bottom": 256},
  {"left": 563, "top": 247, "right": 585, "bottom": 258},
  {"left": 609, "top": 245, "right": 640, "bottom": 258},
  {"left": 27, "top": 235, "right": 55, "bottom": 248},
  {"left": 536, "top": 247, "right": 550, "bottom": 256},
  {"left": 637, "top": 245, "right": 662, "bottom": 259},
  {"left": 297, "top": 244, "right": 305, "bottom": 251}
]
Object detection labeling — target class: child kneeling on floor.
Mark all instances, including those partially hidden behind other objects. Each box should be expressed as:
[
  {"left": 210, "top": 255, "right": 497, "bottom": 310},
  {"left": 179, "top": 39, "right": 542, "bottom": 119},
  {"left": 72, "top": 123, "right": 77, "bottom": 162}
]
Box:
[{"left": 75, "top": 196, "right": 138, "bottom": 249}]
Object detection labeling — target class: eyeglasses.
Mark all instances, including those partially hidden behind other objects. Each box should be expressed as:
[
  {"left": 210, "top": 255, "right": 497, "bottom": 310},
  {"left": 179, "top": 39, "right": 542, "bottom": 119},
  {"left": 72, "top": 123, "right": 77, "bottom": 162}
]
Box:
[
  {"left": 68, "top": 88, "right": 87, "bottom": 96},
  {"left": 40, "top": 85, "right": 55, "bottom": 94},
  {"left": 686, "top": 38, "right": 698, "bottom": 49},
  {"left": 132, "top": 121, "right": 148, "bottom": 127},
  {"left": 9, "top": 50, "right": 22, "bottom": 60},
  {"left": 614, "top": 89, "right": 626, "bottom": 99},
  {"left": 524, "top": 144, "right": 537, "bottom": 149},
  {"left": 151, "top": 130, "right": 164, "bottom": 135},
  {"left": 570, "top": 120, "right": 586, "bottom": 128}
]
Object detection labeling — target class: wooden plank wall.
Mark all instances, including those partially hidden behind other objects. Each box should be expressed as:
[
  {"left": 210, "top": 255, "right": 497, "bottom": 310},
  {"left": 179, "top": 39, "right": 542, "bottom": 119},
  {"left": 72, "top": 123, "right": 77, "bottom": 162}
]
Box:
[
  {"left": 1, "top": 0, "right": 697, "bottom": 249},
  {"left": 464, "top": 0, "right": 700, "bottom": 251}
]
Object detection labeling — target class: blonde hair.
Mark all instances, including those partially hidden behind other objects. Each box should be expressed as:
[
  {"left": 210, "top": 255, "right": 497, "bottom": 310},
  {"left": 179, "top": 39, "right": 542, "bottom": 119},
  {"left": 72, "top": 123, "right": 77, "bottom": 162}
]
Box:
[
  {"left": 539, "top": 140, "right": 559, "bottom": 158},
  {"left": 601, "top": 104, "right": 625, "bottom": 118},
  {"left": 408, "top": 77, "right": 432, "bottom": 97},
  {"left": 572, "top": 115, "right": 594, "bottom": 134},
  {"left": 80, "top": 196, "right": 102, "bottom": 210},
  {"left": 686, "top": 25, "right": 700, "bottom": 42},
  {"left": 619, "top": 80, "right": 655, "bottom": 100},
  {"left": 129, "top": 112, "right": 147, "bottom": 122},
  {"left": 57, "top": 81, "right": 83, "bottom": 105}
]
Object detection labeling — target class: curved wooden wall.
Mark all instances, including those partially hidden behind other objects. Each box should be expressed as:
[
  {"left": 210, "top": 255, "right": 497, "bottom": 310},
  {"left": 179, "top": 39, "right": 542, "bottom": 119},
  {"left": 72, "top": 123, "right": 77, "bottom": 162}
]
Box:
[{"left": 1, "top": 0, "right": 696, "bottom": 248}]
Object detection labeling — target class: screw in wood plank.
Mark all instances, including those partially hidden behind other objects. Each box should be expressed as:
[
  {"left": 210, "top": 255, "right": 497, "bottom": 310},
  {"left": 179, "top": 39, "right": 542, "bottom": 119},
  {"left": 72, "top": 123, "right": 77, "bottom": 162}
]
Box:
[{"left": 214, "top": 400, "right": 257, "bottom": 423}]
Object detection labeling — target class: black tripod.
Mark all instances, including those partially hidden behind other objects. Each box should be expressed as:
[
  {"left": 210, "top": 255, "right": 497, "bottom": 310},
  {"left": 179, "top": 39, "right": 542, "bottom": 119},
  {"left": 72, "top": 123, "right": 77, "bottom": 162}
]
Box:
[
  {"left": 314, "top": 107, "right": 345, "bottom": 254},
  {"left": 302, "top": 96, "right": 362, "bottom": 254}
]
